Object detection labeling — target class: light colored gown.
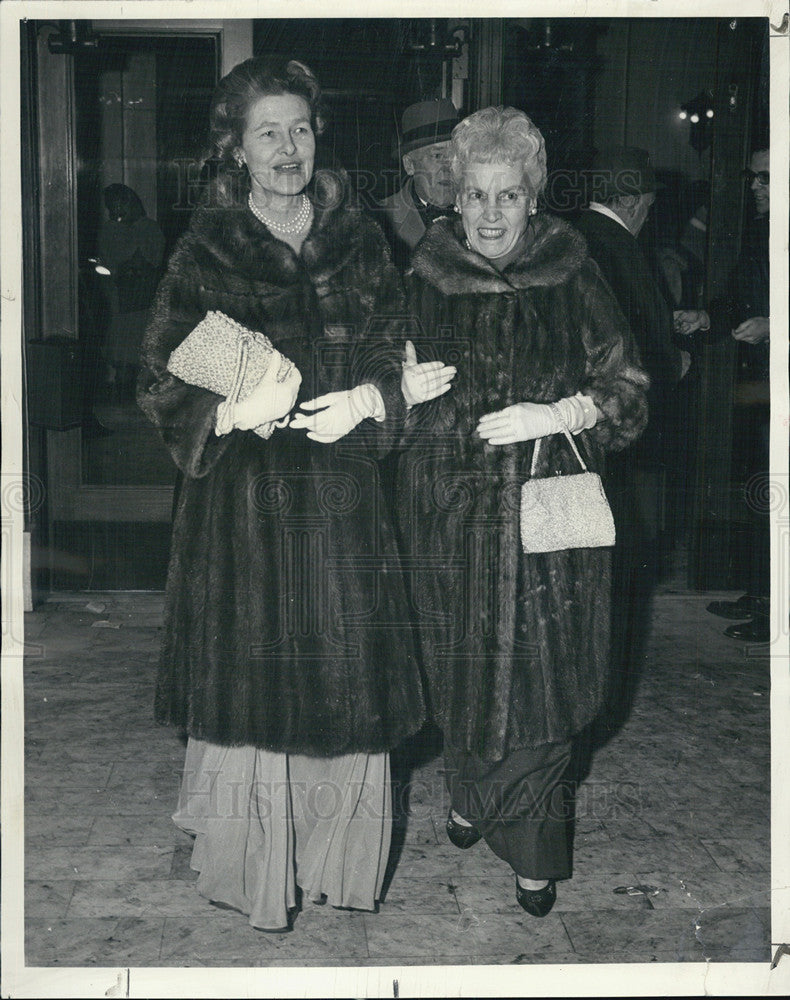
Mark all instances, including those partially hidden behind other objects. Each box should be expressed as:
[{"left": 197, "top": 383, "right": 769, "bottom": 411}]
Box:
[{"left": 173, "top": 737, "right": 392, "bottom": 931}]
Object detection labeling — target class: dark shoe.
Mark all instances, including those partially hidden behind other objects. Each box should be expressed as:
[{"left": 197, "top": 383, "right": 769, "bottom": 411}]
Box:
[
  {"left": 515, "top": 877, "right": 557, "bottom": 917},
  {"left": 724, "top": 617, "right": 770, "bottom": 642},
  {"left": 446, "top": 810, "right": 482, "bottom": 849},
  {"left": 707, "top": 595, "right": 767, "bottom": 620}
]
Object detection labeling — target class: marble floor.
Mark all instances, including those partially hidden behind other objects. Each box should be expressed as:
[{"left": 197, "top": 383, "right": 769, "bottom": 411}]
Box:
[{"left": 18, "top": 587, "right": 773, "bottom": 978}]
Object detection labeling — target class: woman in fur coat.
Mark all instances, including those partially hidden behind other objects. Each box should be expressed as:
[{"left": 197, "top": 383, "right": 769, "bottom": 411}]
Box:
[
  {"left": 137, "top": 57, "right": 434, "bottom": 932},
  {"left": 398, "top": 107, "right": 649, "bottom": 916}
]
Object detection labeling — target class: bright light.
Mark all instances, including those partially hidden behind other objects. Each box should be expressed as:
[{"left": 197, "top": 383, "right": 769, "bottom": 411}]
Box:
[
  {"left": 95, "top": 264, "right": 111, "bottom": 276},
  {"left": 690, "top": 113, "right": 700, "bottom": 124},
  {"left": 706, "top": 109, "right": 714, "bottom": 119},
  {"left": 679, "top": 110, "right": 688, "bottom": 120}
]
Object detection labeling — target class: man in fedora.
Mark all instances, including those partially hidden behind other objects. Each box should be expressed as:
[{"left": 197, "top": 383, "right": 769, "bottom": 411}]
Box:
[
  {"left": 380, "top": 98, "right": 459, "bottom": 269},
  {"left": 575, "top": 147, "right": 690, "bottom": 724}
]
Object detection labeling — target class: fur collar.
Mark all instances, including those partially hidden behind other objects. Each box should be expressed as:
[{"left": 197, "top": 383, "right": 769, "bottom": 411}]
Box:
[
  {"left": 186, "top": 168, "right": 365, "bottom": 288},
  {"left": 410, "top": 212, "right": 589, "bottom": 295}
]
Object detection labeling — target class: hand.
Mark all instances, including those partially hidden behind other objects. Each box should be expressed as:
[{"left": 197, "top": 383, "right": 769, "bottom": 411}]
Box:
[
  {"left": 401, "top": 339, "right": 456, "bottom": 407},
  {"left": 233, "top": 367, "right": 302, "bottom": 431},
  {"left": 732, "top": 317, "right": 769, "bottom": 344},
  {"left": 290, "top": 384, "right": 382, "bottom": 443},
  {"left": 476, "top": 402, "right": 559, "bottom": 446},
  {"left": 680, "top": 350, "right": 692, "bottom": 378},
  {"left": 673, "top": 309, "right": 709, "bottom": 336}
]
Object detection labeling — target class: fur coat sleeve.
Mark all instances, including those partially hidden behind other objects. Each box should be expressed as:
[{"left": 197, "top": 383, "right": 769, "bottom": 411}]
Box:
[
  {"left": 570, "top": 256, "right": 651, "bottom": 451},
  {"left": 138, "top": 242, "right": 234, "bottom": 479}
]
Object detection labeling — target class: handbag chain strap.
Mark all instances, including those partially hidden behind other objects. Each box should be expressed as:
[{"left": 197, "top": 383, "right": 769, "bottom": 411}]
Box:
[{"left": 530, "top": 404, "right": 588, "bottom": 477}]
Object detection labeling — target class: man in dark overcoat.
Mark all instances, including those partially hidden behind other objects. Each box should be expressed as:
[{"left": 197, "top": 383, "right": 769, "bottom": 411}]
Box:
[{"left": 575, "top": 147, "right": 690, "bottom": 718}]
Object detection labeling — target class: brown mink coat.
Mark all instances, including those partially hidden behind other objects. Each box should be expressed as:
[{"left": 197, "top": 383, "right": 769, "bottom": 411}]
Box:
[{"left": 139, "top": 169, "right": 424, "bottom": 756}]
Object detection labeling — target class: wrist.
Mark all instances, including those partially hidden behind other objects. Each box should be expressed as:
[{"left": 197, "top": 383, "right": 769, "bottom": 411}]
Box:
[
  {"left": 354, "top": 383, "right": 386, "bottom": 422},
  {"left": 552, "top": 393, "right": 598, "bottom": 434}
]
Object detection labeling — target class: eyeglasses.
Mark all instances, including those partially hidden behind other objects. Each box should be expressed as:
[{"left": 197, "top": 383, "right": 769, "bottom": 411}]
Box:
[{"left": 742, "top": 169, "right": 769, "bottom": 186}]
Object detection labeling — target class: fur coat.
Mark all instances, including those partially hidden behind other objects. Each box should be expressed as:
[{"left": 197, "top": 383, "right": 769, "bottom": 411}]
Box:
[
  {"left": 398, "top": 214, "right": 649, "bottom": 761},
  {"left": 138, "top": 169, "right": 424, "bottom": 756}
]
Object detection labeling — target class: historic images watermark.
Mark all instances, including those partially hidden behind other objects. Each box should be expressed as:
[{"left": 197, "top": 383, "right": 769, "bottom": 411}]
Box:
[{"left": 174, "top": 768, "right": 645, "bottom": 824}]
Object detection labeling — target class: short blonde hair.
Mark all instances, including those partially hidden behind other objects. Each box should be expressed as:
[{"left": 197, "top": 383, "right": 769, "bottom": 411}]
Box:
[{"left": 450, "top": 107, "right": 547, "bottom": 198}]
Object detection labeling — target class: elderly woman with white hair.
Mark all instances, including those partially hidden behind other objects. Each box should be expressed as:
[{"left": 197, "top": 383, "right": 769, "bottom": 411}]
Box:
[{"left": 398, "top": 107, "right": 649, "bottom": 915}]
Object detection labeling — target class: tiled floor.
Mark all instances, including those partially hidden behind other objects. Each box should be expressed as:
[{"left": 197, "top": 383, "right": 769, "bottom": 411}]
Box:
[{"left": 20, "top": 587, "right": 771, "bottom": 969}]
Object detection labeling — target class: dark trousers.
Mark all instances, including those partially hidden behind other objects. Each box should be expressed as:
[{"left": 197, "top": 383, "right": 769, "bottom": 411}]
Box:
[{"left": 443, "top": 741, "right": 573, "bottom": 880}]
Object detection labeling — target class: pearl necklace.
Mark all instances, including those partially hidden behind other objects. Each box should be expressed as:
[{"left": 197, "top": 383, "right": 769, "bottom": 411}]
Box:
[{"left": 248, "top": 192, "right": 311, "bottom": 235}]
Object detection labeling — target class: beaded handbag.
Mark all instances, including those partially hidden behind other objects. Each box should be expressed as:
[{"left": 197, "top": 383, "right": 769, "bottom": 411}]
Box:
[
  {"left": 167, "top": 310, "right": 299, "bottom": 439},
  {"left": 520, "top": 429, "right": 615, "bottom": 554}
]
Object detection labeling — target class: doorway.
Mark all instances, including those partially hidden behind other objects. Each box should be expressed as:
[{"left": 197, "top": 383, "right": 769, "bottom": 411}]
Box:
[{"left": 25, "top": 24, "right": 220, "bottom": 589}]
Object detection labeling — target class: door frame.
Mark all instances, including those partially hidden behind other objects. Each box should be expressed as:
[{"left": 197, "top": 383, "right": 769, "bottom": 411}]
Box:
[{"left": 28, "top": 20, "right": 251, "bottom": 526}]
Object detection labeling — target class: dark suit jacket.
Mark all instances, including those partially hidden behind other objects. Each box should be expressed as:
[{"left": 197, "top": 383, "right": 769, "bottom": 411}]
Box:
[
  {"left": 706, "top": 213, "right": 769, "bottom": 384},
  {"left": 575, "top": 208, "right": 685, "bottom": 466}
]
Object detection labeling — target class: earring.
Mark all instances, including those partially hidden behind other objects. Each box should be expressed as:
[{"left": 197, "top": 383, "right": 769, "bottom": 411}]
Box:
[
  {"left": 529, "top": 206, "right": 538, "bottom": 216},
  {"left": 234, "top": 153, "right": 245, "bottom": 168},
  {"left": 453, "top": 204, "right": 461, "bottom": 213}
]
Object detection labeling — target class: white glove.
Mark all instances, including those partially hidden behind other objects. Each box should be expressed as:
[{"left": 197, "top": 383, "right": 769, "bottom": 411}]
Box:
[
  {"left": 215, "top": 367, "right": 302, "bottom": 436},
  {"left": 401, "top": 339, "right": 457, "bottom": 407},
  {"left": 290, "top": 383, "right": 385, "bottom": 443},
  {"left": 476, "top": 393, "right": 597, "bottom": 446}
]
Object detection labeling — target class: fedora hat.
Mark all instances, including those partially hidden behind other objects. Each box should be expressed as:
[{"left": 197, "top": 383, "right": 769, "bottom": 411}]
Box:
[
  {"left": 396, "top": 99, "right": 459, "bottom": 157},
  {"left": 588, "top": 147, "right": 663, "bottom": 201}
]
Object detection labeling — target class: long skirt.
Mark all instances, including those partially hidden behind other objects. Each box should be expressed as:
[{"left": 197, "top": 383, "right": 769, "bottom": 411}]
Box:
[
  {"left": 443, "top": 740, "right": 573, "bottom": 880},
  {"left": 173, "top": 737, "right": 392, "bottom": 931}
]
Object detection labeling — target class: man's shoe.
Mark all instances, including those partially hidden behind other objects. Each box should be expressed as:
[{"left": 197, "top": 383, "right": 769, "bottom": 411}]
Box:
[
  {"left": 707, "top": 595, "right": 767, "bottom": 620},
  {"left": 724, "top": 616, "right": 770, "bottom": 642}
]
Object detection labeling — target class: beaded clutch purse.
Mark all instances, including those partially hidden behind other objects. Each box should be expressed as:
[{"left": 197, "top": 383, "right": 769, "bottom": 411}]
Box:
[
  {"left": 520, "top": 429, "right": 615, "bottom": 554},
  {"left": 167, "top": 310, "right": 299, "bottom": 439}
]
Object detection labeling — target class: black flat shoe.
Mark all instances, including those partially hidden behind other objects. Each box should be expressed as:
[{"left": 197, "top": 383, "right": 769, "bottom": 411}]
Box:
[
  {"left": 446, "top": 810, "right": 482, "bottom": 849},
  {"left": 515, "top": 877, "right": 556, "bottom": 917}
]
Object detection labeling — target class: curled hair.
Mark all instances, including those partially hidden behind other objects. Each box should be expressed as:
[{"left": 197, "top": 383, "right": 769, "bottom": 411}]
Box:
[
  {"left": 203, "top": 57, "right": 325, "bottom": 205},
  {"left": 209, "top": 56, "right": 326, "bottom": 160},
  {"left": 449, "top": 106, "right": 547, "bottom": 199}
]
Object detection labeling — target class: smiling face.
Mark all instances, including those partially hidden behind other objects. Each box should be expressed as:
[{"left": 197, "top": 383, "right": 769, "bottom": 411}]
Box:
[
  {"left": 240, "top": 93, "right": 316, "bottom": 206},
  {"left": 457, "top": 161, "right": 534, "bottom": 259}
]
